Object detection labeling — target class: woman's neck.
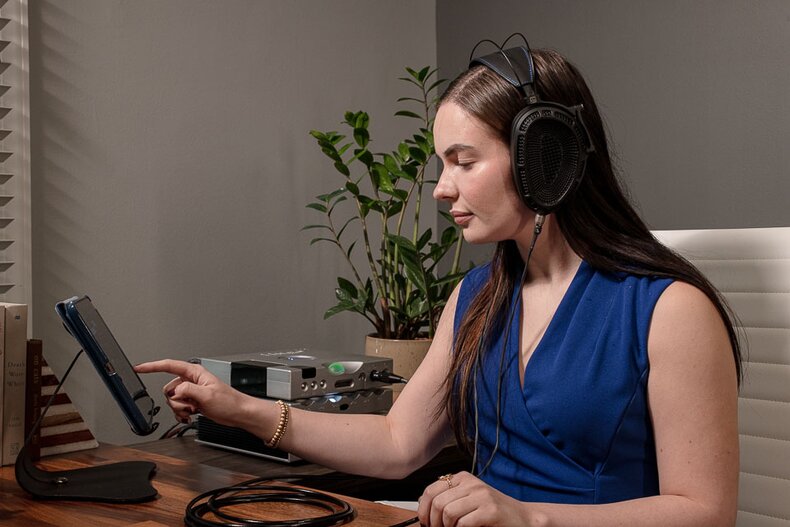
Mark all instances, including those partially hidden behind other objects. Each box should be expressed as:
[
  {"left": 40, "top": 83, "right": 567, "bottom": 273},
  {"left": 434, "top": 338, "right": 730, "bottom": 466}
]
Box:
[{"left": 514, "top": 214, "right": 581, "bottom": 283}]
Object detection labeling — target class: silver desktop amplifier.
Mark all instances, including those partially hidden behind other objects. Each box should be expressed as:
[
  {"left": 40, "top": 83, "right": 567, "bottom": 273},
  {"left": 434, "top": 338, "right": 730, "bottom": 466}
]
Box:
[
  {"left": 197, "top": 348, "right": 394, "bottom": 401},
  {"left": 195, "top": 349, "right": 395, "bottom": 463}
]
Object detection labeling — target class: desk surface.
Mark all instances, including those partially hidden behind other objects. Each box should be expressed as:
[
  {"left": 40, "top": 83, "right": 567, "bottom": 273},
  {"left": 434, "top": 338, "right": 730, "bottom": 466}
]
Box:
[{"left": 0, "top": 441, "right": 418, "bottom": 526}]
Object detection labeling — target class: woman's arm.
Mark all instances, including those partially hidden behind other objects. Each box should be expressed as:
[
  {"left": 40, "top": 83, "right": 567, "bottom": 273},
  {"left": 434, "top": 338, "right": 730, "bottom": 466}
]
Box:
[
  {"left": 418, "top": 281, "right": 740, "bottom": 526},
  {"left": 135, "top": 282, "right": 463, "bottom": 479}
]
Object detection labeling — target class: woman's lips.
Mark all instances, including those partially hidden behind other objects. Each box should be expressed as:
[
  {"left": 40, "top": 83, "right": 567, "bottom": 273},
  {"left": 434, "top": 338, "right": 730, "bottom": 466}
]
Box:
[{"left": 451, "top": 211, "right": 473, "bottom": 226}]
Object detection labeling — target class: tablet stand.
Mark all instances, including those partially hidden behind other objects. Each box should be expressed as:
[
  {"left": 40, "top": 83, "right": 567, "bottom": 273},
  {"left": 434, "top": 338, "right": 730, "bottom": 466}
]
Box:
[{"left": 14, "top": 349, "right": 159, "bottom": 503}]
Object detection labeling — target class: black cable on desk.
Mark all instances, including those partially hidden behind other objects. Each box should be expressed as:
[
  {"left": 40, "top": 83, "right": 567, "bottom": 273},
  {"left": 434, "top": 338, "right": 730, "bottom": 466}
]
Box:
[
  {"left": 184, "top": 474, "right": 422, "bottom": 527},
  {"left": 184, "top": 478, "right": 356, "bottom": 527}
]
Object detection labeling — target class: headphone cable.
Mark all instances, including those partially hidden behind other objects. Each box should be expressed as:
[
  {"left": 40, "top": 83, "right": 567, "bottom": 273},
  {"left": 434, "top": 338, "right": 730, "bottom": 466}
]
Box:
[{"left": 475, "top": 214, "right": 544, "bottom": 477}]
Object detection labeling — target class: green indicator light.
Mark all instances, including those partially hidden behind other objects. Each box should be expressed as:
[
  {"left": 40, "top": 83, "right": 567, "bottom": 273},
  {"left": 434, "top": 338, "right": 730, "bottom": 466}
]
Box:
[{"left": 328, "top": 362, "right": 345, "bottom": 375}]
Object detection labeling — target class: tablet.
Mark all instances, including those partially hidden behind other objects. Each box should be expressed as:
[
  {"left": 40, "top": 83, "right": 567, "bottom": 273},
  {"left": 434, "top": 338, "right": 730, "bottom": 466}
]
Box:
[{"left": 56, "top": 295, "right": 160, "bottom": 436}]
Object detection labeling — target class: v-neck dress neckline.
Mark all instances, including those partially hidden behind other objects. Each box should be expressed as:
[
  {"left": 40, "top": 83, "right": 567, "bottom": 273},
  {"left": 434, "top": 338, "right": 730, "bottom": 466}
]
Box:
[{"left": 508, "top": 260, "right": 589, "bottom": 392}]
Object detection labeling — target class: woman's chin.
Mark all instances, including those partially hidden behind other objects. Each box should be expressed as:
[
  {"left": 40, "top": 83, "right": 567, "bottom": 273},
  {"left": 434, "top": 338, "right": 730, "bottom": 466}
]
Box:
[{"left": 461, "top": 229, "right": 495, "bottom": 245}]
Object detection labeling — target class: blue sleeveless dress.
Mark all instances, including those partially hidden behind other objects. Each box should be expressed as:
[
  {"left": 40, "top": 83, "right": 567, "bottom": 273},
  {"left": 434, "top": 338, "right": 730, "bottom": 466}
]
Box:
[{"left": 453, "top": 260, "right": 673, "bottom": 504}]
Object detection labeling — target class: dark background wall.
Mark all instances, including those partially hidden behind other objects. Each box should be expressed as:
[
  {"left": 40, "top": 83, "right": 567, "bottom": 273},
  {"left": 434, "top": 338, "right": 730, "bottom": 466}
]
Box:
[
  {"left": 437, "top": 0, "right": 790, "bottom": 262},
  {"left": 28, "top": 1, "right": 790, "bottom": 444},
  {"left": 29, "top": 0, "right": 437, "bottom": 444}
]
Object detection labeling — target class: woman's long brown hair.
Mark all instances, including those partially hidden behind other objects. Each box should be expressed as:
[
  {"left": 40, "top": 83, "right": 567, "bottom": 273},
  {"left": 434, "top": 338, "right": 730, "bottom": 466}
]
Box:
[{"left": 439, "top": 49, "right": 743, "bottom": 454}]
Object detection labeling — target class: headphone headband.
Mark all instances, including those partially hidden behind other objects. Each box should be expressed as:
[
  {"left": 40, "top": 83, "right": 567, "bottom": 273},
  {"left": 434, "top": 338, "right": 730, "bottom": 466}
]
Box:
[{"left": 470, "top": 47, "right": 534, "bottom": 94}]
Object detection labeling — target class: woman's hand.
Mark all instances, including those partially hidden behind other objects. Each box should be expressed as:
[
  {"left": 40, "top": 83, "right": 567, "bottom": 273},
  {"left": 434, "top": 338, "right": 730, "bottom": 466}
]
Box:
[
  {"left": 417, "top": 471, "right": 544, "bottom": 527},
  {"left": 135, "top": 359, "right": 252, "bottom": 428}
]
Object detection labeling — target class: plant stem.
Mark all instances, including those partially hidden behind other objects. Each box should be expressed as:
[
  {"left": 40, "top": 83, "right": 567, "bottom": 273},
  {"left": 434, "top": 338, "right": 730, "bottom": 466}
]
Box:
[
  {"left": 326, "top": 210, "right": 364, "bottom": 288},
  {"left": 354, "top": 198, "right": 390, "bottom": 337},
  {"left": 327, "top": 208, "right": 385, "bottom": 331}
]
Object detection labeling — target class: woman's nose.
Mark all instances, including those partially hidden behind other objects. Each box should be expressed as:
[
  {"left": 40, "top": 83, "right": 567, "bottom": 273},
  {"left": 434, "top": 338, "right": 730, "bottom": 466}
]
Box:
[{"left": 433, "top": 169, "right": 457, "bottom": 202}]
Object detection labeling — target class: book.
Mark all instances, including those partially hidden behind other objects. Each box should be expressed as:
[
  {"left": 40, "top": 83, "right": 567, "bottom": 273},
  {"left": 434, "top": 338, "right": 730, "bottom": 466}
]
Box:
[
  {"left": 23, "top": 339, "right": 43, "bottom": 459},
  {"left": 1, "top": 303, "right": 28, "bottom": 466}
]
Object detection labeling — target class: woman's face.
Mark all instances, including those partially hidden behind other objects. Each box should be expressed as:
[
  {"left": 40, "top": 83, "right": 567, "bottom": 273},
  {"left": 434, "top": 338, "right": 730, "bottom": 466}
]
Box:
[{"left": 433, "top": 102, "right": 532, "bottom": 244}]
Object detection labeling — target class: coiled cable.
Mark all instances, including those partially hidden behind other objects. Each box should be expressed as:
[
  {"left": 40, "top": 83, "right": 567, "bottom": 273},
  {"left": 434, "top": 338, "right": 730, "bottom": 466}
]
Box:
[{"left": 184, "top": 479, "right": 356, "bottom": 527}]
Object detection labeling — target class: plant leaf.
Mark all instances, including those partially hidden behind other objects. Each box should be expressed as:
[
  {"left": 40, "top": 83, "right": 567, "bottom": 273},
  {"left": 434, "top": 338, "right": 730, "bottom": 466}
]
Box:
[
  {"left": 334, "top": 161, "right": 350, "bottom": 177},
  {"left": 353, "top": 127, "right": 370, "bottom": 148},
  {"left": 324, "top": 302, "right": 354, "bottom": 319},
  {"left": 306, "top": 203, "right": 327, "bottom": 213},
  {"left": 309, "top": 237, "right": 336, "bottom": 246},
  {"left": 337, "top": 216, "right": 358, "bottom": 238},
  {"left": 398, "top": 142, "right": 410, "bottom": 160},
  {"left": 301, "top": 224, "right": 331, "bottom": 231},
  {"left": 327, "top": 195, "right": 348, "bottom": 215},
  {"left": 346, "top": 240, "right": 357, "bottom": 259},
  {"left": 317, "top": 187, "right": 347, "bottom": 202},
  {"left": 395, "top": 110, "right": 423, "bottom": 120},
  {"left": 337, "top": 277, "right": 358, "bottom": 299},
  {"left": 354, "top": 112, "right": 370, "bottom": 129},
  {"left": 408, "top": 146, "right": 427, "bottom": 164},
  {"left": 345, "top": 181, "right": 360, "bottom": 195},
  {"left": 383, "top": 154, "right": 400, "bottom": 174},
  {"left": 426, "top": 77, "right": 446, "bottom": 94},
  {"left": 373, "top": 163, "right": 394, "bottom": 192},
  {"left": 438, "top": 210, "right": 454, "bottom": 223},
  {"left": 416, "top": 228, "right": 432, "bottom": 250},
  {"left": 337, "top": 142, "right": 353, "bottom": 157},
  {"left": 385, "top": 200, "right": 404, "bottom": 218},
  {"left": 358, "top": 149, "right": 374, "bottom": 167},
  {"left": 398, "top": 76, "right": 423, "bottom": 89}
]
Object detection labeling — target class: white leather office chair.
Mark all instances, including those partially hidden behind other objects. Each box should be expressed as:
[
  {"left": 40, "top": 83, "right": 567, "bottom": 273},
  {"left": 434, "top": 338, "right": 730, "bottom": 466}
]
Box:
[{"left": 654, "top": 227, "right": 790, "bottom": 526}]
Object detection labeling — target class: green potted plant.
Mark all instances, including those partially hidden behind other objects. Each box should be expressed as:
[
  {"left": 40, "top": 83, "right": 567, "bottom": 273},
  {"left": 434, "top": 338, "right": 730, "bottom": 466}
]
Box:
[{"left": 305, "top": 66, "right": 465, "bottom": 385}]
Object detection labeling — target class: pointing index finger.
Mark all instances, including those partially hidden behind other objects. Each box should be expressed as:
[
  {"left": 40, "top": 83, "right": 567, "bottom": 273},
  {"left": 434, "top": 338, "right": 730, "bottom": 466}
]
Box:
[{"left": 134, "top": 359, "right": 200, "bottom": 379}]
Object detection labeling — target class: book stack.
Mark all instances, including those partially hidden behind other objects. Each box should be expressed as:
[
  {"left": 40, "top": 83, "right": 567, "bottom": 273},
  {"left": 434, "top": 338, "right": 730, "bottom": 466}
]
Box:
[
  {"left": 22, "top": 339, "right": 99, "bottom": 461},
  {"left": 0, "top": 299, "right": 100, "bottom": 465},
  {"left": 1, "top": 302, "right": 28, "bottom": 466}
]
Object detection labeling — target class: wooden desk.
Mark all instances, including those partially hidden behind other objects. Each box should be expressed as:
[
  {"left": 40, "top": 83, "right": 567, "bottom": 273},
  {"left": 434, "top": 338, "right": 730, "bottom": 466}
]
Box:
[
  {"left": 0, "top": 442, "right": 419, "bottom": 526},
  {"left": 133, "top": 436, "right": 470, "bottom": 502}
]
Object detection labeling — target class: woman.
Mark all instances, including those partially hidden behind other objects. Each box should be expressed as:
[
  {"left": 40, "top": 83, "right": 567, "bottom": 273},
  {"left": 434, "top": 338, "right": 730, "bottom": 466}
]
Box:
[{"left": 136, "top": 46, "right": 740, "bottom": 526}]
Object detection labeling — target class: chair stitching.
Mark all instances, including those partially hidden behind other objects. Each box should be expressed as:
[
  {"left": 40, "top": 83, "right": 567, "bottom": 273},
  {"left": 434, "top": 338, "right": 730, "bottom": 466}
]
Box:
[
  {"left": 738, "top": 508, "right": 790, "bottom": 522},
  {"left": 686, "top": 257, "right": 790, "bottom": 262},
  {"left": 739, "top": 396, "right": 790, "bottom": 404},
  {"left": 739, "top": 432, "right": 790, "bottom": 442},
  {"left": 740, "top": 470, "right": 790, "bottom": 483}
]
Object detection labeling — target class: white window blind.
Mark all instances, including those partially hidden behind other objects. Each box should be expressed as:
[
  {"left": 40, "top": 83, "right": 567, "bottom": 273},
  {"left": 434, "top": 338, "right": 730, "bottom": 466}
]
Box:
[{"left": 0, "top": 0, "right": 31, "bottom": 311}]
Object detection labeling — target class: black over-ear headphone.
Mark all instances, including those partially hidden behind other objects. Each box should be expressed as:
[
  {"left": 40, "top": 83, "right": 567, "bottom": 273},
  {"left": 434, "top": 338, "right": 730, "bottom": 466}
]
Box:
[{"left": 470, "top": 40, "right": 594, "bottom": 214}]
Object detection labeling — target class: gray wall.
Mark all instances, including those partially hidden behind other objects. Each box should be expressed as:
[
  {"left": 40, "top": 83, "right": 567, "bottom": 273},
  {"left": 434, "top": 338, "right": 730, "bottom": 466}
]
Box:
[
  {"left": 437, "top": 0, "right": 790, "bottom": 262},
  {"left": 30, "top": 0, "right": 790, "bottom": 445},
  {"left": 30, "top": 1, "right": 437, "bottom": 444}
]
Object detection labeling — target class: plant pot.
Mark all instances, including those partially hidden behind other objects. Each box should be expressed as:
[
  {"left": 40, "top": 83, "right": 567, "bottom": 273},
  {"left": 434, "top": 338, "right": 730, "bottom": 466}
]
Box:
[{"left": 364, "top": 335, "right": 432, "bottom": 400}]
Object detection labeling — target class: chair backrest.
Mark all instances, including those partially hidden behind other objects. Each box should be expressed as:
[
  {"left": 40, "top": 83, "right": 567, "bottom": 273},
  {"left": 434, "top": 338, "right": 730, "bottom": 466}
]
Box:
[{"left": 654, "top": 227, "right": 790, "bottom": 527}]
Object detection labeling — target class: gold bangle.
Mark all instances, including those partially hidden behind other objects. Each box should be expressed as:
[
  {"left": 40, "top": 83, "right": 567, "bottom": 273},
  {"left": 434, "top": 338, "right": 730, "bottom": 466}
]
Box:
[{"left": 264, "top": 400, "right": 290, "bottom": 449}]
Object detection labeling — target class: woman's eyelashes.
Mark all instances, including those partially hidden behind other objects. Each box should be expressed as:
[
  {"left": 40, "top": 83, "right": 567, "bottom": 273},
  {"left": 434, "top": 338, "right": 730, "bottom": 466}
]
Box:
[{"left": 456, "top": 158, "right": 475, "bottom": 169}]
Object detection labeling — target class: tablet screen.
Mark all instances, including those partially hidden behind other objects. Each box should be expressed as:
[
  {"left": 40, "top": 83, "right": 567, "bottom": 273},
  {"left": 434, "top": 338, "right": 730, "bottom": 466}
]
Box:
[
  {"left": 77, "top": 298, "right": 151, "bottom": 404},
  {"left": 65, "top": 296, "right": 158, "bottom": 434}
]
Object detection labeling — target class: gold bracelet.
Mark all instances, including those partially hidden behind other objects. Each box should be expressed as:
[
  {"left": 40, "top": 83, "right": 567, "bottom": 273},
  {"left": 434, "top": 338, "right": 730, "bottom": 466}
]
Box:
[{"left": 264, "top": 400, "right": 289, "bottom": 449}]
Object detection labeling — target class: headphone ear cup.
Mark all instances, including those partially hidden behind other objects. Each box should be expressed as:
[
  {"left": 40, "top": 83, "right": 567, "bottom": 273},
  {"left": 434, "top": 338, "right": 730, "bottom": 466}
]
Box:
[{"left": 511, "top": 103, "right": 590, "bottom": 214}]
